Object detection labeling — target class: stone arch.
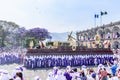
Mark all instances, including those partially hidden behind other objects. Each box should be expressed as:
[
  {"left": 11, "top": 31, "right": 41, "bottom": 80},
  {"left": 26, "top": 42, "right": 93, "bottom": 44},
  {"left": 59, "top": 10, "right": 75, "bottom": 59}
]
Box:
[
  {"left": 105, "top": 28, "right": 111, "bottom": 34},
  {"left": 90, "top": 30, "right": 96, "bottom": 40},
  {"left": 94, "top": 29, "right": 98, "bottom": 34},
  {"left": 112, "top": 26, "right": 120, "bottom": 38},
  {"left": 84, "top": 32, "right": 88, "bottom": 40},
  {"left": 113, "top": 41, "right": 120, "bottom": 49},
  {"left": 79, "top": 33, "right": 84, "bottom": 41},
  {"left": 88, "top": 31, "right": 92, "bottom": 40},
  {"left": 88, "top": 31, "right": 92, "bottom": 36},
  {"left": 104, "top": 28, "right": 111, "bottom": 39},
  {"left": 97, "top": 29, "right": 103, "bottom": 39},
  {"left": 97, "top": 29, "right": 103, "bottom": 34},
  {"left": 91, "top": 29, "right": 96, "bottom": 36},
  {"left": 112, "top": 26, "right": 120, "bottom": 32}
]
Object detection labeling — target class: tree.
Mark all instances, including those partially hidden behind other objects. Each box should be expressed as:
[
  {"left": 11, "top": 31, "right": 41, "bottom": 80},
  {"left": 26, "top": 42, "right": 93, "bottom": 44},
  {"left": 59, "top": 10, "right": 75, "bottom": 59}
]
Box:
[
  {"left": 0, "top": 21, "right": 19, "bottom": 47},
  {"left": 13, "top": 27, "right": 27, "bottom": 47},
  {"left": 24, "top": 37, "right": 37, "bottom": 48},
  {"left": 26, "top": 27, "right": 52, "bottom": 41}
]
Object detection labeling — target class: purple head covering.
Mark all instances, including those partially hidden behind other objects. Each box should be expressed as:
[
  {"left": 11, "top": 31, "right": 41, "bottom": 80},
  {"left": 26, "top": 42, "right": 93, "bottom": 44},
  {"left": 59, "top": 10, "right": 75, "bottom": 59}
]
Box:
[
  {"left": 91, "top": 73, "right": 96, "bottom": 78},
  {"left": 15, "top": 66, "right": 23, "bottom": 72}
]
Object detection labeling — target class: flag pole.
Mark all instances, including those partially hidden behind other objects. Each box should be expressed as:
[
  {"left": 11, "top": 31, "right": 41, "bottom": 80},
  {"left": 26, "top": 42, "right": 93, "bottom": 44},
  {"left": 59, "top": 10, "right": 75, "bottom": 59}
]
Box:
[
  {"left": 100, "top": 15, "right": 102, "bottom": 26},
  {"left": 94, "top": 15, "right": 96, "bottom": 27},
  {"left": 100, "top": 11, "right": 102, "bottom": 26},
  {"left": 94, "top": 14, "right": 98, "bottom": 27},
  {"left": 100, "top": 11, "right": 107, "bottom": 26}
]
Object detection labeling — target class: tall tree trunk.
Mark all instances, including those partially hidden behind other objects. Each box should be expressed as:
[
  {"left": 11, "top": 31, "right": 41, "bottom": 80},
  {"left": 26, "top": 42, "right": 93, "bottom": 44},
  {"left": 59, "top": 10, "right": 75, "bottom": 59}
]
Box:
[{"left": 1, "top": 36, "right": 5, "bottom": 47}]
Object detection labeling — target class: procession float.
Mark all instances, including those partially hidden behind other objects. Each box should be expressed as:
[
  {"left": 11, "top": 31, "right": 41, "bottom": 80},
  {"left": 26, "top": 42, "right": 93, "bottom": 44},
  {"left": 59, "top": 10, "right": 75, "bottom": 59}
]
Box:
[{"left": 26, "top": 32, "right": 113, "bottom": 56}]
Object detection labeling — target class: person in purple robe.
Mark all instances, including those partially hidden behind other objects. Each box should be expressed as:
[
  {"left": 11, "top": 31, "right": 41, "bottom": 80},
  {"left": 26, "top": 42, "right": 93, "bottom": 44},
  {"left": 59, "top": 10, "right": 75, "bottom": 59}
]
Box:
[
  {"left": 64, "top": 66, "right": 72, "bottom": 80},
  {"left": 53, "top": 66, "right": 59, "bottom": 77}
]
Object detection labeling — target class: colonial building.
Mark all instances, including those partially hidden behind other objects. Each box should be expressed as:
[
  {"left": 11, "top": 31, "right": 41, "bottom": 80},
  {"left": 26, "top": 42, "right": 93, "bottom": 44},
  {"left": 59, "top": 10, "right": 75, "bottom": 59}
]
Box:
[{"left": 76, "top": 21, "right": 120, "bottom": 49}]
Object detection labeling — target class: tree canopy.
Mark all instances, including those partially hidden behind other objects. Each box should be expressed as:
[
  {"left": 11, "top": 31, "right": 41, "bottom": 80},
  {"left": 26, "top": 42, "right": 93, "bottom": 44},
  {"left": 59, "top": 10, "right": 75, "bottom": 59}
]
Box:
[
  {"left": 0, "top": 20, "right": 52, "bottom": 48},
  {"left": 0, "top": 20, "right": 19, "bottom": 47},
  {"left": 26, "top": 27, "right": 52, "bottom": 41}
]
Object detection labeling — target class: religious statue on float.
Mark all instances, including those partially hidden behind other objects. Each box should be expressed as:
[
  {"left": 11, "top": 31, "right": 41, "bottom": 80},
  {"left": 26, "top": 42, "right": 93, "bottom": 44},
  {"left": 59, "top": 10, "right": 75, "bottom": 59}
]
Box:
[
  {"left": 94, "top": 33, "right": 101, "bottom": 48},
  {"left": 67, "top": 31, "right": 77, "bottom": 51},
  {"left": 29, "top": 40, "right": 34, "bottom": 49}
]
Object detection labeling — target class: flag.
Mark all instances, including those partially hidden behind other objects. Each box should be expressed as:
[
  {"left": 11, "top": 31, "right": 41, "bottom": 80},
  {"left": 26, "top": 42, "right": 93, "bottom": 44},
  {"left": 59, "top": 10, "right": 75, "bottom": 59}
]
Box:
[
  {"left": 101, "top": 11, "right": 107, "bottom": 16},
  {"left": 94, "top": 14, "right": 99, "bottom": 18},
  {"left": 101, "top": 11, "right": 104, "bottom": 16}
]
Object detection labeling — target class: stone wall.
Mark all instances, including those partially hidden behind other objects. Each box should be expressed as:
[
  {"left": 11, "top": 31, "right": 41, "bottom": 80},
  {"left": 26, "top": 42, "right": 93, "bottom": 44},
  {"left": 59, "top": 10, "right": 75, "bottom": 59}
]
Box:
[{"left": 76, "top": 21, "right": 120, "bottom": 49}]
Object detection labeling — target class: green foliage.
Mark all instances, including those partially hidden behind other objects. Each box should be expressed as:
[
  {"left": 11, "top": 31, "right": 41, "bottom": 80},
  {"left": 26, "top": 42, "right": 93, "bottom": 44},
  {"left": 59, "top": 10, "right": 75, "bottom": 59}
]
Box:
[
  {"left": 0, "top": 20, "right": 52, "bottom": 48},
  {"left": 62, "top": 42, "right": 70, "bottom": 46},
  {"left": 45, "top": 41, "right": 70, "bottom": 47},
  {"left": 0, "top": 21, "right": 19, "bottom": 47},
  {"left": 58, "top": 42, "right": 70, "bottom": 46},
  {"left": 24, "top": 37, "right": 37, "bottom": 48},
  {"left": 46, "top": 42, "right": 54, "bottom": 46}
]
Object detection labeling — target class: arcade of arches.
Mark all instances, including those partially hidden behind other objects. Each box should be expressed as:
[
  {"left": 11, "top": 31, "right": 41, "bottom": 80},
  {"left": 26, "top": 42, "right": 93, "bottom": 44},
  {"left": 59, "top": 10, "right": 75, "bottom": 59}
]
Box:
[{"left": 76, "top": 21, "right": 120, "bottom": 49}]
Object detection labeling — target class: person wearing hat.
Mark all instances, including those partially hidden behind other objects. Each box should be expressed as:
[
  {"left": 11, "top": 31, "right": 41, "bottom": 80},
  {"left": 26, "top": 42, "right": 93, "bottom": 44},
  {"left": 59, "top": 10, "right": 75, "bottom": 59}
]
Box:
[
  {"left": 79, "top": 70, "right": 87, "bottom": 80},
  {"left": 107, "top": 59, "right": 118, "bottom": 76},
  {"left": 53, "top": 66, "right": 59, "bottom": 77},
  {"left": 70, "top": 68, "right": 80, "bottom": 80},
  {"left": 97, "top": 64, "right": 104, "bottom": 75},
  {"left": 81, "top": 65, "right": 87, "bottom": 75},
  {"left": 87, "top": 72, "right": 97, "bottom": 80},
  {"left": 64, "top": 66, "right": 72, "bottom": 80},
  {"left": 112, "top": 68, "right": 120, "bottom": 80}
]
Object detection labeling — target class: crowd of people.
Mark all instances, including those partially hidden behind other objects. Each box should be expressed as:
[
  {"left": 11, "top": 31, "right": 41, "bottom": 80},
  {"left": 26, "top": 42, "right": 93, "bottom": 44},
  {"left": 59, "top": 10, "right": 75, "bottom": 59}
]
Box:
[
  {"left": 0, "top": 47, "right": 25, "bottom": 65},
  {"left": 0, "top": 57, "right": 120, "bottom": 80},
  {"left": 0, "top": 47, "right": 25, "bottom": 80},
  {"left": 0, "top": 47, "right": 119, "bottom": 80},
  {"left": 24, "top": 54, "right": 114, "bottom": 69},
  {"left": 0, "top": 66, "right": 24, "bottom": 80},
  {"left": 44, "top": 49, "right": 120, "bottom": 80},
  {"left": 0, "top": 53, "right": 22, "bottom": 65},
  {"left": 45, "top": 59, "right": 120, "bottom": 80}
]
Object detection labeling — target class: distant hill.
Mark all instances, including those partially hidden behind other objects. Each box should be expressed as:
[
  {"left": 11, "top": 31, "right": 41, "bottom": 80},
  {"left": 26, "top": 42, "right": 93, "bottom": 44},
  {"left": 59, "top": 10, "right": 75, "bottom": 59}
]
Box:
[{"left": 50, "top": 32, "right": 76, "bottom": 41}]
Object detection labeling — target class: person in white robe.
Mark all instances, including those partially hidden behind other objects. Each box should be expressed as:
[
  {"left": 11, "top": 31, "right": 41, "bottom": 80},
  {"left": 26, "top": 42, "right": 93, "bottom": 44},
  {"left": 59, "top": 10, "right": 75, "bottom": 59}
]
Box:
[
  {"left": 12, "top": 66, "right": 24, "bottom": 80},
  {"left": 46, "top": 72, "right": 56, "bottom": 80},
  {"left": 81, "top": 65, "right": 87, "bottom": 75},
  {"left": 0, "top": 70, "right": 10, "bottom": 80},
  {"left": 55, "top": 70, "right": 66, "bottom": 80}
]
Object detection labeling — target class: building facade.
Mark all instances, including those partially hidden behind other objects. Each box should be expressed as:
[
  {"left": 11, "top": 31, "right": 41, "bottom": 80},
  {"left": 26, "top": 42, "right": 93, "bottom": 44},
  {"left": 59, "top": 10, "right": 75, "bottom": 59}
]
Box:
[{"left": 76, "top": 21, "right": 120, "bottom": 49}]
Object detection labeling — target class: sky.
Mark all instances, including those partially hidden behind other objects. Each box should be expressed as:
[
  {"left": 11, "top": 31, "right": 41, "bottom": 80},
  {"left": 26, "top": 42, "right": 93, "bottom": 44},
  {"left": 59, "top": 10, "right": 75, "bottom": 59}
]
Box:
[{"left": 0, "top": 0, "right": 120, "bottom": 33}]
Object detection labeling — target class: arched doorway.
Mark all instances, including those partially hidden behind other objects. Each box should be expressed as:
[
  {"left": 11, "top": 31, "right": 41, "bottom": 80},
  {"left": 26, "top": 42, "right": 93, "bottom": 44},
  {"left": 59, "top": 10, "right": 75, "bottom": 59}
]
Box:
[
  {"left": 113, "top": 41, "right": 120, "bottom": 49},
  {"left": 112, "top": 26, "right": 120, "bottom": 38},
  {"left": 104, "top": 28, "right": 111, "bottom": 39},
  {"left": 97, "top": 29, "right": 103, "bottom": 39}
]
